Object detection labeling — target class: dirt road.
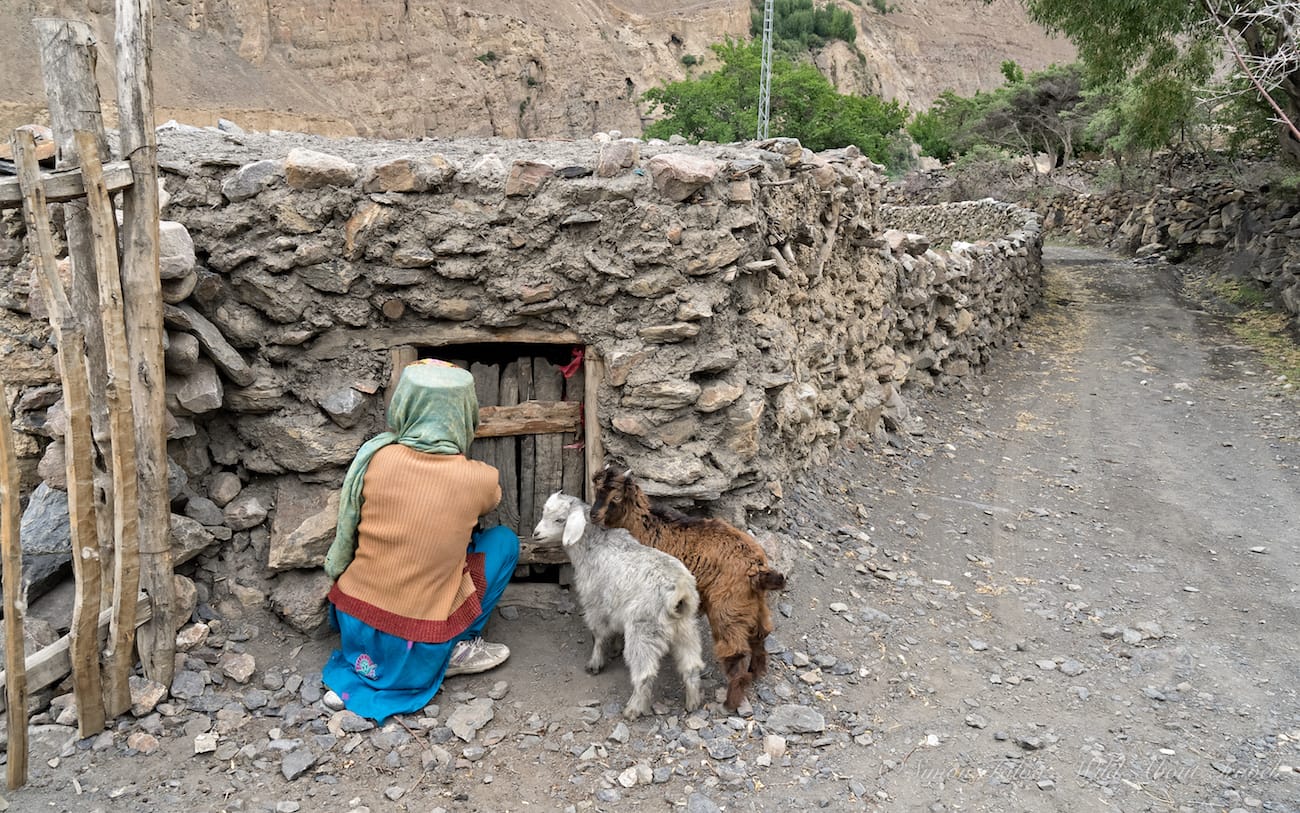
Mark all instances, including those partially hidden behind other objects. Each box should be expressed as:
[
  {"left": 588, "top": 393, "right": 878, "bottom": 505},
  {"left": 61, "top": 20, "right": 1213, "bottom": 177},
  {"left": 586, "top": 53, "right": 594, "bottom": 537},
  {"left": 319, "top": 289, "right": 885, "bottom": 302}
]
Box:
[{"left": 5, "top": 246, "right": 1297, "bottom": 812}]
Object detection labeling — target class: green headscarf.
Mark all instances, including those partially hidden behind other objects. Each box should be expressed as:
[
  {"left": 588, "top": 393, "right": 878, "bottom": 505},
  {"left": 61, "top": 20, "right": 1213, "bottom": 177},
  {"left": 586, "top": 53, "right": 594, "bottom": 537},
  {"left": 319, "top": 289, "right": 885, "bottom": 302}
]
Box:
[{"left": 324, "top": 360, "right": 479, "bottom": 579}]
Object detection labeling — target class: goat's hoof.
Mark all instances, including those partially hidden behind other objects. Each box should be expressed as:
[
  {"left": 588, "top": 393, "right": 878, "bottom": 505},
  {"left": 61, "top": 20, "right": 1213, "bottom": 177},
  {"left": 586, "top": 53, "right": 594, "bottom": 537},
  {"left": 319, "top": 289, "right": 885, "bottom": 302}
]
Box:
[
  {"left": 622, "top": 704, "right": 648, "bottom": 720},
  {"left": 586, "top": 663, "right": 603, "bottom": 675}
]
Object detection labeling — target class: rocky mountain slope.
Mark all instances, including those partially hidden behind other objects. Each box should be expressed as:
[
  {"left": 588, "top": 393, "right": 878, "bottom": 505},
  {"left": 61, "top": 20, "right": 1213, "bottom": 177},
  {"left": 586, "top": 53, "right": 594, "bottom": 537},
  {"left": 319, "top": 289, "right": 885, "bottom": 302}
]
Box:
[{"left": 2, "top": 0, "right": 1072, "bottom": 141}]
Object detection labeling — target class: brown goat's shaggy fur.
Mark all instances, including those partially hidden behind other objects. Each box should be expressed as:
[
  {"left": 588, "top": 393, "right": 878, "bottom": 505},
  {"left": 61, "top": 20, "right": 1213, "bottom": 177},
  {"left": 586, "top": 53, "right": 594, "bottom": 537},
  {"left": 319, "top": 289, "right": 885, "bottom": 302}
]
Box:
[{"left": 590, "top": 466, "right": 787, "bottom": 710}]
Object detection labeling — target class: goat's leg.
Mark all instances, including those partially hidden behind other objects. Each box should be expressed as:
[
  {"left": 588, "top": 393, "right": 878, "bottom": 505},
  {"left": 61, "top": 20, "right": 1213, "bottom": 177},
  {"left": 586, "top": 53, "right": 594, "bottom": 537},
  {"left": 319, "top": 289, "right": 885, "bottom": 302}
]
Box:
[
  {"left": 587, "top": 620, "right": 614, "bottom": 675},
  {"left": 721, "top": 653, "right": 754, "bottom": 710},
  {"left": 622, "top": 626, "right": 668, "bottom": 719},
  {"left": 671, "top": 616, "right": 706, "bottom": 712},
  {"left": 748, "top": 632, "right": 769, "bottom": 679}
]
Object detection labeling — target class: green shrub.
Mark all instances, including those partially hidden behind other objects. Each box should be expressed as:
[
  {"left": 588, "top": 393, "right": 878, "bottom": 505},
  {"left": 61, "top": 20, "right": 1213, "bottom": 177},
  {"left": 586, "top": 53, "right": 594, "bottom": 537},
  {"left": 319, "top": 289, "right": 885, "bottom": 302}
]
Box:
[
  {"left": 476, "top": 52, "right": 497, "bottom": 64},
  {"left": 643, "top": 40, "right": 908, "bottom": 167}
]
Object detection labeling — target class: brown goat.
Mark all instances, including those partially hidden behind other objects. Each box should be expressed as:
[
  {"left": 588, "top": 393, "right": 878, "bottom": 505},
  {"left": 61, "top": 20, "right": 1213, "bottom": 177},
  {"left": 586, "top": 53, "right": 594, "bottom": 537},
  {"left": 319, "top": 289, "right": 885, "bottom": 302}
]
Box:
[{"left": 590, "top": 466, "right": 787, "bottom": 710}]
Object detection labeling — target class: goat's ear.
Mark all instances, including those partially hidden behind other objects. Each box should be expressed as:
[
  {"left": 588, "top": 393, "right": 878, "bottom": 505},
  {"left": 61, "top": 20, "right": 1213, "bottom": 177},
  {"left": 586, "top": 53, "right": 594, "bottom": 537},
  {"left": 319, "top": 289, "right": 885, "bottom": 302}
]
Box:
[{"left": 562, "top": 508, "right": 587, "bottom": 547}]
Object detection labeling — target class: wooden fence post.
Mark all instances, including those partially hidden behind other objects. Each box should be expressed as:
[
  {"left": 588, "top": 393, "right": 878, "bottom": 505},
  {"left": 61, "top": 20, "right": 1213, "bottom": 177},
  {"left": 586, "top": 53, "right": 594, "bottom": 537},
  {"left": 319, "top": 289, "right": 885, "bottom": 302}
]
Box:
[
  {"left": 74, "top": 130, "right": 142, "bottom": 719},
  {"left": 115, "top": 0, "right": 175, "bottom": 686},
  {"left": 34, "top": 18, "right": 117, "bottom": 608},
  {"left": 0, "top": 377, "right": 29, "bottom": 789},
  {"left": 11, "top": 130, "right": 106, "bottom": 736}
]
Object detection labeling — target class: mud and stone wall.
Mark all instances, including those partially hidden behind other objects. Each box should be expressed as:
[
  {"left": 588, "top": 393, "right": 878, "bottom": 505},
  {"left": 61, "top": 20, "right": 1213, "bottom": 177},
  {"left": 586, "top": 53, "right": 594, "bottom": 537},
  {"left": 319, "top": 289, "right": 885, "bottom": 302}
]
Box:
[
  {"left": 1040, "top": 184, "right": 1300, "bottom": 318},
  {"left": 0, "top": 129, "right": 1042, "bottom": 631},
  {"left": 890, "top": 163, "right": 1300, "bottom": 320}
]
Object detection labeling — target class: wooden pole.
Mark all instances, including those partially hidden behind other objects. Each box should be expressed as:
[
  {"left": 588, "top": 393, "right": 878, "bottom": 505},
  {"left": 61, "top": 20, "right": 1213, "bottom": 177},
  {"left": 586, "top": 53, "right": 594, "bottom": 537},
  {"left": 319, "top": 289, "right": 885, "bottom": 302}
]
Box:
[
  {"left": 10, "top": 130, "right": 106, "bottom": 736},
  {"left": 583, "top": 349, "right": 604, "bottom": 504},
  {"left": 115, "top": 0, "right": 175, "bottom": 686},
  {"left": 0, "top": 377, "right": 29, "bottom": 789},
  {"left": 74, "top": 129, "right": 142, "bottom": 719},
  {"left": 34, "top": 18, "right": 116, "bottom": 609}
]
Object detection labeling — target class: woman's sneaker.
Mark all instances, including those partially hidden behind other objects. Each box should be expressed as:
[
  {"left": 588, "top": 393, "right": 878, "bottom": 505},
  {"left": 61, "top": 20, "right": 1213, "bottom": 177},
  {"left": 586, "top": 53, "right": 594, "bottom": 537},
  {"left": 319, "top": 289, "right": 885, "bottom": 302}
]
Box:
[{"left": 446, "top": 638, "right": 510, "bottom": 676}]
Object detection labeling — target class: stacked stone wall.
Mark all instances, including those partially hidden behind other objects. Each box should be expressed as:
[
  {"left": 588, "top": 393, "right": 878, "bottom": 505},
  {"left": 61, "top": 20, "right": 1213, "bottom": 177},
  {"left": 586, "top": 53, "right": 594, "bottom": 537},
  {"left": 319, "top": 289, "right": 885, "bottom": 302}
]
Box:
[
  {"left": 1041, "top": 185, "right": 1300, "bottom": 317},
  {"left": 0, "top": 130, "right": 1042, "bottom": 629}
]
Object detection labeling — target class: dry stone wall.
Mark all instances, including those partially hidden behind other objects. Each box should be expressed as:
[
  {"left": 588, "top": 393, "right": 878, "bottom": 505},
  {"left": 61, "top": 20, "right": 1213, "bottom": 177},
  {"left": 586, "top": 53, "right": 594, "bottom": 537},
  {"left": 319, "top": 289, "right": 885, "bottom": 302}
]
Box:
[
  {"left": 0, "top": 128, "right": 1042, "bottom": 631},
  {"left": 1041, "top": 184, "right": 1300, "bottom": 318}
]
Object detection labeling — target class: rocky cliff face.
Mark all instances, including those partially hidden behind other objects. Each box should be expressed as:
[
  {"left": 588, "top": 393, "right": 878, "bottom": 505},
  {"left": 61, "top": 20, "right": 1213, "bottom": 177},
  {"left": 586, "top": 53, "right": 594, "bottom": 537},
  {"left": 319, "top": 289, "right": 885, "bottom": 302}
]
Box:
[{"left": 2, "top": 0, "right": 1072, "bottom": 139}]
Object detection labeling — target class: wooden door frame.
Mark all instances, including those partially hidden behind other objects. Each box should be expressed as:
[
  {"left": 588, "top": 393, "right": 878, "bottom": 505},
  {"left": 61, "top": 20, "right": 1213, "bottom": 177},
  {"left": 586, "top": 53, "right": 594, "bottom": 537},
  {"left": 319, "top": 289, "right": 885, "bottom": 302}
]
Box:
[{"left": 385, "top": 326, "right": 604, "bottom": 505}]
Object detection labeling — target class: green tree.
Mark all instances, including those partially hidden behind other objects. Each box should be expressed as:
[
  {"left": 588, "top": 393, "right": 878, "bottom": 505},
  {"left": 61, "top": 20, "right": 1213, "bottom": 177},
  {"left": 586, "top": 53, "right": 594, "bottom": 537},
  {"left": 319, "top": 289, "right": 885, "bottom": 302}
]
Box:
[
  {"left": 1016, "top": 0, "right": 1300, "bottom": 161},
  {"left": 750, "top": 0, "right": 859, "bottom": 56},
  {"left": 909, "top": 64, "right": 1102, "bottom": 165},
  {"left": 642, "top": 40, "right": 908, "bottom": 164}
]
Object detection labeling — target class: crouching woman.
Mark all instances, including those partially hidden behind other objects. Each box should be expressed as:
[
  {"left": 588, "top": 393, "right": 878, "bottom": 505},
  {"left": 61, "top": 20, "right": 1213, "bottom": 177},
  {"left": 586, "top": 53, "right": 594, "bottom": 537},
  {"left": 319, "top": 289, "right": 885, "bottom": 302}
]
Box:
[{"left": 321, "top": 359, "right": 519, "bottom": 722}]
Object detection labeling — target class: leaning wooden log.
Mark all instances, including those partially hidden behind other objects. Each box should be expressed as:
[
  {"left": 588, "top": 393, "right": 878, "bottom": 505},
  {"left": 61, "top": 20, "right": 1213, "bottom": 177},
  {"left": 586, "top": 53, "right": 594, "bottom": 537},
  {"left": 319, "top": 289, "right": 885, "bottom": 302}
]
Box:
[
  {"left": 75, "top": 129, "right": 142, "bottom": 719},
  {"left": 1, "top": 375, "right": 29, "bottom": 788},
  {"left": 0, "top": 161, "right": 134, "bottom": 210},
  {"left": 35, "top": 17, "right": 116, "bottom": 609},
  {"left": 11, "top": 130, "right": 105, "bottom": 736},
  {"left": 0, "top": 594, "right": 152, "bottom": 716},
  {"left": 115, "top": 0, "right": 176, "bottom": 688}
]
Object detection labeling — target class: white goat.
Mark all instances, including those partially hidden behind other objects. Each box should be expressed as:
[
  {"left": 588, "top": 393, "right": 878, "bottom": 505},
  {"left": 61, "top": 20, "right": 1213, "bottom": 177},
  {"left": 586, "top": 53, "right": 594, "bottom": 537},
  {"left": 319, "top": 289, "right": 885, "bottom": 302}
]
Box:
[{"left": 533, "top": 492, "right": 704, "bottom": 718}]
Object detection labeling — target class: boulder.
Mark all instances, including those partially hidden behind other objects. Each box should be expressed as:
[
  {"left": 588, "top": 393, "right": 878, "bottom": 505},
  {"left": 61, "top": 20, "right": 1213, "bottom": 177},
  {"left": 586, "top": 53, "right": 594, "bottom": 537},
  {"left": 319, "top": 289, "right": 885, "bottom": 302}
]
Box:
[
  {"left": 221, "top": 159, "right": 283, "bottom": 201},
  {"left": 597, "top": 141, "right": 639, "bottom": 178},
  {"left": 318, "top": 388, "right": 368, "bottom": 429},
  {"left": 269, "top": 569, "right": 333, "bottom": 634},
  {"left": 646, "top": 154, "right": 720, "bottom": 202},
  {"left": 234, "top": 412, "right": 367, "bottom": 473},
  {"left": 12, "top": 483, "right": 71, "bottom": 599},
  {"left": 208, "top": 471, "right": 243, "bottom": 507},
  {"left": 224, "top": 494, "right": 269, "bottom": 531},
  {"left": 171, "top": 514, "right": 217, "bottom": 566},
  {"left": 268, "top": 481, "right": 341, "bottom": 571},
  {"left": 285, "top": 148, "right": 358, "bottom": 190},
  {"left": 158, "top": 221, "right": 196, "bottom": 280},
  {"left": 504, "top": 160, "right": 555, "bottom": 196}
]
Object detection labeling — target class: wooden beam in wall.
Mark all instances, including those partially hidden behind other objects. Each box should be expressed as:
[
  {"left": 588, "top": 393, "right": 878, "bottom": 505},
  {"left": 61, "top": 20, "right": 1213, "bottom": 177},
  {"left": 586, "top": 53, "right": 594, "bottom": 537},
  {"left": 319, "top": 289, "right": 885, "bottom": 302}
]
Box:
[
  {"left": 309, "top": 326, "right": 583, "bottom": 361},
  {"left": 0, "top": 161, "right": 134, "bottom": 209}
]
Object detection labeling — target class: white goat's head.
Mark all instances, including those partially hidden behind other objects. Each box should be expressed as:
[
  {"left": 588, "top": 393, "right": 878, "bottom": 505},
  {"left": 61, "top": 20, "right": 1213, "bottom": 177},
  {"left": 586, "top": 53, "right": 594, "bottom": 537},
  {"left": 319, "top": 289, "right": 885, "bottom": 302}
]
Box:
[{"left": 533, "top": 492, "right": 588, "bottom": 548}]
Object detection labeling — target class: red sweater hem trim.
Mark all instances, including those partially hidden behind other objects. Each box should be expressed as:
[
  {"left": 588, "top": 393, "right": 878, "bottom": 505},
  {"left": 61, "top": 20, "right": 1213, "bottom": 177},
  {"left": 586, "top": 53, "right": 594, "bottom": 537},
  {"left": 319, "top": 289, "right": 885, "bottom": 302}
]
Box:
[{"left": 329, "top": 552, "right": 487, "bottom": 643}]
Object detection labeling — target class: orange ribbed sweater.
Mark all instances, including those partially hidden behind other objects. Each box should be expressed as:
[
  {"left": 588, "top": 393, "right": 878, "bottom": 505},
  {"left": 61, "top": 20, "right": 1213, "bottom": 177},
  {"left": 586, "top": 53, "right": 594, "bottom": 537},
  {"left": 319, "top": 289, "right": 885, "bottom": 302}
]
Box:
[{"left": 329, "top": 444, "right": 501, "bottom": 642}]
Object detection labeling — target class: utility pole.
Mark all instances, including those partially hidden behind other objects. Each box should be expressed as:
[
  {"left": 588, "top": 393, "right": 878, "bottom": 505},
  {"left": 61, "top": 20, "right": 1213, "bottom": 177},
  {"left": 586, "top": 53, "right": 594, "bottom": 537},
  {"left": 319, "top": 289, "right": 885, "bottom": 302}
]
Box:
[{"left": 757, "top": 0, "right": 774, "bottom": 140}]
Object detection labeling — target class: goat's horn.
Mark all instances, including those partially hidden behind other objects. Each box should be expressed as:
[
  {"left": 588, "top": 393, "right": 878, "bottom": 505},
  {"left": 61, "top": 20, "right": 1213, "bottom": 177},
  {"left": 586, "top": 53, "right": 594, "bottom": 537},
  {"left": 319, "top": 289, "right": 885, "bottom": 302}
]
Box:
[{"left": 623, "top": 468, "right": 632, "bottom": 477}]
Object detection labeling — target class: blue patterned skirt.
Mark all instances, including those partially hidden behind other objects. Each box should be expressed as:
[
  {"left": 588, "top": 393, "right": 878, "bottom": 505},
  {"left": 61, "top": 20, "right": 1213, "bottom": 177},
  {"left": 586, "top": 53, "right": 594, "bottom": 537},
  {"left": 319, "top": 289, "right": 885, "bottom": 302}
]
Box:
[{"left": 322, "top": 525, "right": 518, "bottom": 723}]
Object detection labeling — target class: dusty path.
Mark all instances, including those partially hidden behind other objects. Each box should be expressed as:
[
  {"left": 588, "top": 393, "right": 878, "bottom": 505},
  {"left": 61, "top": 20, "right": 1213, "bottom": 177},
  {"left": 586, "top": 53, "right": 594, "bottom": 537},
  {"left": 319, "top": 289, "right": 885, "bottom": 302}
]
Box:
[
  {"left": 783, "top": 244, "right": 1300, "bottom": 811},
  {"left": 5, "top": 246, "right": 1298, "bottom": 812}
]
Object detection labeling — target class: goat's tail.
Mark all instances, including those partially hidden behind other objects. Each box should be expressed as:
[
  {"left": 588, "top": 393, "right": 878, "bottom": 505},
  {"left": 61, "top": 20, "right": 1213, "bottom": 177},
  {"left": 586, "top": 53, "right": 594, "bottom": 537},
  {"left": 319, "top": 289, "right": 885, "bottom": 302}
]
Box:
[
  {"left": 751, "top": 568, "right": 787, "bottom": 592},
  {"left": 667, "top": 576, "right": 699, "bottom": 620}
]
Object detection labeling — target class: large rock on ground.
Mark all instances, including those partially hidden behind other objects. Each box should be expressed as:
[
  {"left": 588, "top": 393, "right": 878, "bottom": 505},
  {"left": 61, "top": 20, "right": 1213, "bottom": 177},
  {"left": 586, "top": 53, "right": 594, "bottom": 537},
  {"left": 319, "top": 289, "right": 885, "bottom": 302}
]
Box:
[{"left": 269, "top": 569, "right": 333, "bottom": 634}]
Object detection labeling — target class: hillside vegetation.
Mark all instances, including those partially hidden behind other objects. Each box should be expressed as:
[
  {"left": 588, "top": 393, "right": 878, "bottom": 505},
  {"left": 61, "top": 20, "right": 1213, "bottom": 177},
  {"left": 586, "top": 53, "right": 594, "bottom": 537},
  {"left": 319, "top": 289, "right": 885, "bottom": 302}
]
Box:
[{"left": 0, "top": 0, "right": 1072, "bottom": 138}]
